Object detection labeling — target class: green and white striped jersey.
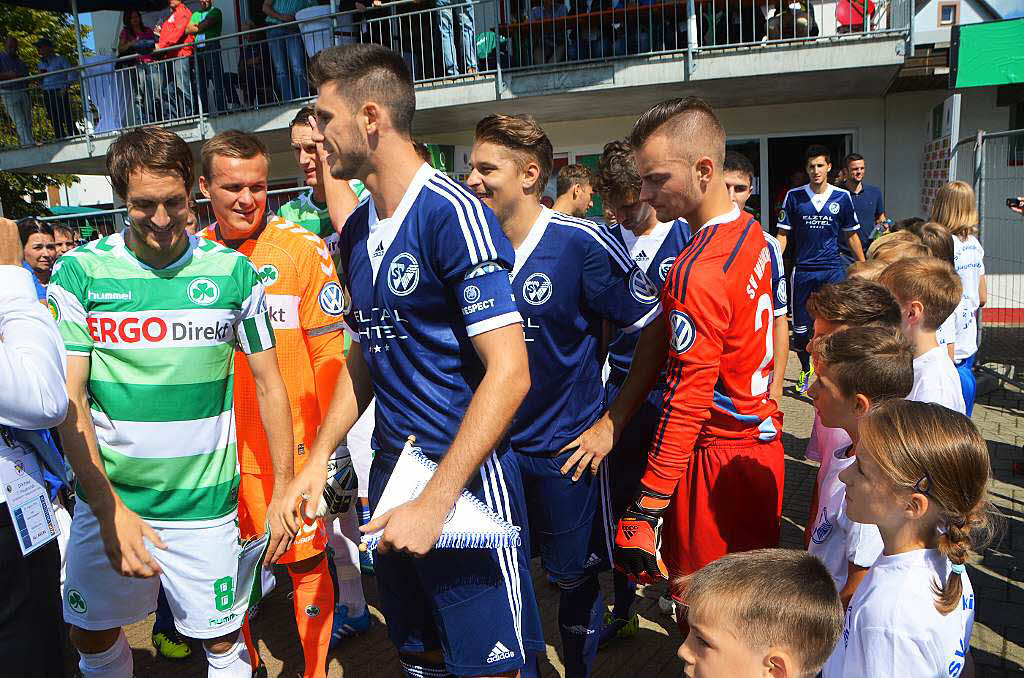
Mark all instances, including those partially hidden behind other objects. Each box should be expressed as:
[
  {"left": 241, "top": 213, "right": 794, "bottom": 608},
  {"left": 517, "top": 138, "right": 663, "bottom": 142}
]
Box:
[
  {"left": 46, "top": 231, "right": 276, "bottom": 526},
  {"left": 276, "top": 181, "right": 366, "bottom": 267}
]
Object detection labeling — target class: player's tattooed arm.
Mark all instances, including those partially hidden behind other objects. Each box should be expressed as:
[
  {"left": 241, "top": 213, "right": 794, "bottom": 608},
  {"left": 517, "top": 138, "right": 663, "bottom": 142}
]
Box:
[
  {"left": 245, "top": 347, "right": 299, "bottom": 565},
  {"left": 288, "top": 339, "right": 373, "bottom": 521},
  {"left": 59, "top": 355, "right": 167, "bottom": 578},
  {"left": 560, "top": 318, "right": 668, "bottom": 481},
  {"left": 362, "top": 323, "right": 531, "bottom": 556}
]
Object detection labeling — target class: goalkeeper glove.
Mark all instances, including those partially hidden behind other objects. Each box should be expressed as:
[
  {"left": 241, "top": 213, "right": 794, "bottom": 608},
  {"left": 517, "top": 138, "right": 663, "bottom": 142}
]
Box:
[
  {"left": 315, "top": 446, "right": 358, "bottom": 517},
  {"left": 613, "top": 485, "right": 671, "bottom": 584}
]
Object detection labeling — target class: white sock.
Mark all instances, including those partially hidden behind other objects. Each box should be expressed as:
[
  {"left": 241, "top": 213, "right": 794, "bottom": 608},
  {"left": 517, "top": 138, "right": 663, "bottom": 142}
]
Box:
[
  {"left": 204, "top": 634, "right": 251, "bottom": 678},
  {"left": 78, "top": 629, "right": 132, "bottom": 678},
  {"left": 335, "top": 565, "right": 366, "bottom": 617}
]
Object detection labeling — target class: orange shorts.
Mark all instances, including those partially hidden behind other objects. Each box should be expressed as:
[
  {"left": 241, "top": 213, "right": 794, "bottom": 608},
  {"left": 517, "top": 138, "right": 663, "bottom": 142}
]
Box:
[{"left": 238, "top": 472, "right": 327, "bottom": 565}]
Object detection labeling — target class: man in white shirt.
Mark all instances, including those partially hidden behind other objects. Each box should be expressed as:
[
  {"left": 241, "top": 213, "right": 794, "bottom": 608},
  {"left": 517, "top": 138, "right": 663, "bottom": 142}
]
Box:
[
  {"left": 0, "top": 216, "right": 69, "bottom": 676},
  {"left": 879, "top": 257, "right": 966, "bottom": 414}
]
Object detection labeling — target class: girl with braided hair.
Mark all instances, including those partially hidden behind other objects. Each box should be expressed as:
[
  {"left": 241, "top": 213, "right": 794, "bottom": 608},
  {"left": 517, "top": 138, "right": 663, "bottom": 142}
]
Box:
[{"left": 822, "top": 399, "right": 992, "bottom": 677}]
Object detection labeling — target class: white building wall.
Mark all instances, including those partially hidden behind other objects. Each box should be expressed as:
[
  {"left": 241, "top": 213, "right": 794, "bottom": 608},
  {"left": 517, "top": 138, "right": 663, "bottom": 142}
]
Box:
[{"left": 914, "top": 0, "right": 997, "bottom": 45}]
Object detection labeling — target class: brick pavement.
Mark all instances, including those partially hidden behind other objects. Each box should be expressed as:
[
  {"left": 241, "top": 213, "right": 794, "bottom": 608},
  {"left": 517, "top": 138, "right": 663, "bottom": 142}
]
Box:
[{"left": 107, "top": 354, "right": 1023, "bottom": 677}]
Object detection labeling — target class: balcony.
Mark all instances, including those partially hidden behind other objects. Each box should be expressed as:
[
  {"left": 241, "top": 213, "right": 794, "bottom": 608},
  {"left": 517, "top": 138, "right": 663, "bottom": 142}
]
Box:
[{"left": 0, "top": 0, "right": 911, "bottom": 174}]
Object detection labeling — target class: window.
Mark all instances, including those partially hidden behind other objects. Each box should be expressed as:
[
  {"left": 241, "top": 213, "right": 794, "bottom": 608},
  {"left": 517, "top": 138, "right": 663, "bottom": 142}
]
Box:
[{"left": 938, "top": 1, "right": 958, "bottom": 26}]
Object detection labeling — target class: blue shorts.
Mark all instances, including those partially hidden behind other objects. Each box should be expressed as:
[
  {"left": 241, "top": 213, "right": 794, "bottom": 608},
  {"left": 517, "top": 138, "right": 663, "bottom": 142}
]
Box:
[
  {"left": 368, "top": 448, "right": 544, "bottom": 675},
  {"left": 514, "top": 448, "right": 613, "bottom": 582},
  {"left": 792, "top": 267, "right": 845, "bottom": 342},
  {"left": 604, "top": 381, "right": 663, "bottom": 518}
]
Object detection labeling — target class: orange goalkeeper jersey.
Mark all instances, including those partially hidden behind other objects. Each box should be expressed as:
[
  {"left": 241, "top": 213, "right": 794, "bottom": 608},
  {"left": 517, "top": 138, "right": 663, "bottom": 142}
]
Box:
[{"left": 201, "top": 216, "right": 347, "bottom": 475}]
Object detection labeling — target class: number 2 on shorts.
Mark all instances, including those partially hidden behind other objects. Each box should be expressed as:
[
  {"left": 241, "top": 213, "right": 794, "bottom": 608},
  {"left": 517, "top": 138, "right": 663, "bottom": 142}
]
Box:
[{"left": 213, "top": 576, "right": 235, "bottom": 611}]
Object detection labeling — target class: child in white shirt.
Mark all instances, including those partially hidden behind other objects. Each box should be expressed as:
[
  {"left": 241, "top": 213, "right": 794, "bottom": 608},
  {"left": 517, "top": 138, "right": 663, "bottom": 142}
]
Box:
[
  {"left": 879, "top": 256, "right": 966, "bottom": 414},
  {"left": 823, "top": 400, "right": 990, "bottom": 678},
  {"left": 807, "top": 325, "right": 913, "bottom": 606}
]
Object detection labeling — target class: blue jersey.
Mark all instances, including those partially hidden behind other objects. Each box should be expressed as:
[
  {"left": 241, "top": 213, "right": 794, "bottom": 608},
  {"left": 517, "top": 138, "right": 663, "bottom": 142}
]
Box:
[
  {"left": 777, "top": 185, "right": 859, "bottom": 271},
  {"left": 338, "top": 165, "right": 522, "bottom": 458},
  {"left": 764, "top": 231, "right": 787, "bottom": 318},
  {"left": 605, "top": 218, "right": 691, "bottom": 389},
  {"left": 511, "top": 208, "right": 662, "bottom": 456}
]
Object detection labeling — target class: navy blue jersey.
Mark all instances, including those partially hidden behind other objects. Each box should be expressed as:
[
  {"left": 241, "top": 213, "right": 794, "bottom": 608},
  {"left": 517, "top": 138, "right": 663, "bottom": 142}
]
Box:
[
  {"left": 605, "top": 218, "right": 691, "bottom": 389},
  {"left": 510, "top": 208, "right": 661, "bottom": 455},
  {"left": 338, "top": 165, "right": 522, "bottom": 458},
  {"left": 777, "top": 185, "right": 859, "bottom": 271},
  {"left": 764, "top": 231, "right": 787, "bottom": 318}
]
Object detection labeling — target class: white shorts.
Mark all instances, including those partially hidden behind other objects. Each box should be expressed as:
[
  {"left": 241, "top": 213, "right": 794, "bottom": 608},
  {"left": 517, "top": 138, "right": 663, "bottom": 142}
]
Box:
[
  {"left": 347, "top": 398, "right": 375, "bottom": 496},
  {"left": 62, "top": 500, "right": 245, "bottom": 639}
]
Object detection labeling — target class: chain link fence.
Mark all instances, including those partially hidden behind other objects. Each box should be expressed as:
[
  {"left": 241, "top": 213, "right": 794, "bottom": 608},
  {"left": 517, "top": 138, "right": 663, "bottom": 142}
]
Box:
[
  {"left": 38, "top": 186, "right": 308, "bottom": 240},
  {"left": 950, "top": 129, "right": 1024, "bottom": 388}
]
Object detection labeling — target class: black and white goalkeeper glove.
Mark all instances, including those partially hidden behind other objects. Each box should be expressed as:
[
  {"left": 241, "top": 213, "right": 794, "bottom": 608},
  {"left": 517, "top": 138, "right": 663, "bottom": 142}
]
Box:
[{"left": 315, "top": 446, "right": 358, "bottom": 517}]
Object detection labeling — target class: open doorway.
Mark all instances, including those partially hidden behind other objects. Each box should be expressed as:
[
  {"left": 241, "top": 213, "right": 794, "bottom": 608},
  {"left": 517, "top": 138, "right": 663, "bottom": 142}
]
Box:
[
  {"left": 726, "top": 138, "right": 761, "bottom": 222},
  {"left": 766, "top": 134, "right": 852, "bottom": 234}
]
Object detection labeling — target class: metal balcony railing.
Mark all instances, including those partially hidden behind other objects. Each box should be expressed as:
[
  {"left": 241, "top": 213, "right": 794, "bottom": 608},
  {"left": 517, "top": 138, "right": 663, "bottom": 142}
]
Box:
[{"left": 0, "top": 0, "right": 910, "bottom": 152}]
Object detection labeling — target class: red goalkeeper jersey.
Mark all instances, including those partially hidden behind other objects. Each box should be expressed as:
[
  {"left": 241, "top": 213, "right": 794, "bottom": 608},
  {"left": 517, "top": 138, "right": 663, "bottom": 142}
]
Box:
[{"left": 644, "top": 208, "right": 780, "bottom": 496}]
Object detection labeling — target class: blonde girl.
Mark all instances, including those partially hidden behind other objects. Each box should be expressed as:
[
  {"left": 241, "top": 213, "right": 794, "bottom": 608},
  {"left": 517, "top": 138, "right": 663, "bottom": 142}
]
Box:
[
  {"left": 930, "top": 181, "right": 986, "bottom": 414},
  {"left": 823, "top": 399, "right": 991, "bottom": 678}
]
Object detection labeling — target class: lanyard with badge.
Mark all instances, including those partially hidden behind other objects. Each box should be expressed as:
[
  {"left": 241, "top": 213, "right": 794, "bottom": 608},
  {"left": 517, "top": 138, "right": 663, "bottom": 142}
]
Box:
[{"left": 0, "top": 427, "right": 60, "bottom": 555}]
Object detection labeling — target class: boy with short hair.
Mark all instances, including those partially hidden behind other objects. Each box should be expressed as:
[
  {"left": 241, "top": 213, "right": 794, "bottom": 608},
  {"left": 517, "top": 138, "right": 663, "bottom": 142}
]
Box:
[
  {"left": 807, "top": 325, "right": 914, "bottom": 605},
  {"left": 878, "top": 257, "right": 965, "bottom": 413},
  {"left": 673, "top": 548, "right": 845, "bottom": 678}
]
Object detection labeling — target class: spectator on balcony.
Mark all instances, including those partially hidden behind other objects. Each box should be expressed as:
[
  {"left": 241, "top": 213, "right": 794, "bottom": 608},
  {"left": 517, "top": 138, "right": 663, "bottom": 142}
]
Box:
[
  {"left": 0, "top": 35, "right": 33, "bottom": 147},
  {"left": 187, "top": 0, "right": 226, "bottom": 115},
  {"left": 263, "top": 0, "right": 316, "bottom": 101},
  {"left": 155, "top": 0, "right": 197, "bottom": 120},
  {"left": 238, "top": 22, "right": 277, "bottom": 108},
  {"left": 529, "top": 0, "right": 569, "bottom": 64},
  {"left": 117, "top": 10, "right": 158, "bottom": 126},
  {"left": 436, "top": 0, "right": 479, "bottom": 75},
  {"left": 34, "top": 38, "right": 75, "bottom": 140}
]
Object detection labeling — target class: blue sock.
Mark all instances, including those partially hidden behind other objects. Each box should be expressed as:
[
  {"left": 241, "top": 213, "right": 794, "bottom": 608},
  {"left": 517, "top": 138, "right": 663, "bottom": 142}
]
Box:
[
  {"left": 152, "top": 586, "right": 174, "bottom": 635},
  {"left": 558, "top": 574, "right": 603, "bottom": 678},
  {"left": 957, "top": 354, "right": 976, "bottom": 415},
  {"left": 611, "top": 571, "right": 636, "bottom": 620}
]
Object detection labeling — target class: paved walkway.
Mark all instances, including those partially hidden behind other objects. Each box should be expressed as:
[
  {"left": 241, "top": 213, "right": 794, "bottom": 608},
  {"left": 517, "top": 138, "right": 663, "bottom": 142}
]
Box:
[{"left": 114, "top": 353, "right": 1023, "bottom": 677}]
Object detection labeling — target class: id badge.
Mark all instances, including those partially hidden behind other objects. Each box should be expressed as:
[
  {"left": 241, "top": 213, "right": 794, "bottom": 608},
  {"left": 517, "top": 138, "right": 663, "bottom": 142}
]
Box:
[{"left": 0, "top": 447, "right": 59, "bottom": 555}]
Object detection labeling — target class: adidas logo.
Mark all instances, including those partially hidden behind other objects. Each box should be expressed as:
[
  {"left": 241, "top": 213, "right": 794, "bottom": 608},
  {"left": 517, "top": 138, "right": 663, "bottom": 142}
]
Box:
[
  {"left": 622, "top": 524, "right": 638, "bottom": 540},
  {"left": 486, "top": 641, "right": 515, "bottom": 664},
  {"left": 584, "top": 553, "right": 602, "bottom": 568},
  {"left": 373, "top": 242, "right": 385, "bottom": 258},
  {"left": 635, "top": 249, "right": 649, "bottom": 262}
]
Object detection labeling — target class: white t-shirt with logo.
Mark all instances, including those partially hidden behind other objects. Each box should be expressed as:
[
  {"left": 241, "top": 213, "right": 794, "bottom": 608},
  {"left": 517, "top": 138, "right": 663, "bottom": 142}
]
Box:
[
  {"left": 948, "top": 235, "right": 984, "bottom": 361},
  {"left": 807, "top": 445, "right": 883, "bottom": 592},
  {"left": 909, "top": 346, "right": 966, "bottom": 414},
  {"left": 805, "top": 411, "right": 852, "bottom": 463},
  {"left": 823, "top": 548, "right": 976, "bottom": 678}
]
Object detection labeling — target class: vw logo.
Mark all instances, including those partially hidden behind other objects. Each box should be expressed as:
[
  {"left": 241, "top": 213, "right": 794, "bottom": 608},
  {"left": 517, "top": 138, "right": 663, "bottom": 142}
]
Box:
[
  {"left": 629, "top": 268, "right": 659, "bottom": 304},
  {"left": 670, "top": 310, "right": 696, "bottom": 353},
  {"left": 388, "top": 252, "right": 420, "bottom": 297},
  {"left": 319, "top": 281, "right": 348, "bottom": 316},
  {"left": 522, "top": 272, "right": 553, "bottom": 306}
]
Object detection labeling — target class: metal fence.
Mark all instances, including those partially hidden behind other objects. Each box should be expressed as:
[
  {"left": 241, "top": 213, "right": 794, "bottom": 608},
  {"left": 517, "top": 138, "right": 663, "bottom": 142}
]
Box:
[
  {"left": 0, "top": 0, "right": 910, "bottom": 151},
  {"left": 950, "top": 129, "right": 1024, "bottom": 388},
  {"left": 38, "top": 186, "right": 309, "bottom": 239}
]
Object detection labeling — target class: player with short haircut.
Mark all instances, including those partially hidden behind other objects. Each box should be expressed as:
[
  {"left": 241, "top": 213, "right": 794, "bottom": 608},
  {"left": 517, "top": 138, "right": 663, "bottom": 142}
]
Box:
[
  {"left": 571, "top": 98, "right": 784, "bottom": 637},
  {"left": 591, "top": 138, "right": 690, "bottom": 644},
  {"left": 553, "top": 163, "right": 596, "bottom": 217},
  {"left": 52, "top": 126, "right": 298, "bottom": 678},
  {"left": 723, "top": 150, "right": 788, "bottom": 403},
  {"left": 467, "top": 115, "right": 662, "bottom": 677},
  {"left": 277, "top": 106, "right": 363, "bottom": 268},
  {"left": 776, "top": 144, "right": 864, "bottom": 393},
  {"left": 673, "top": 548, "right": 844, "bottom": 678},
  {"left": 283, "top": 44, "right": 544, "bottom": 678},
  {"left": 197, "top": 129, "right": 351, "bottom": 677}
]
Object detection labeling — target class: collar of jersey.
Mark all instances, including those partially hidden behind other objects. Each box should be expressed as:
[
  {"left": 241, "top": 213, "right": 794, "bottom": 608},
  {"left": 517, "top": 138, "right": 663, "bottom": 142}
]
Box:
[
  {"left": 803, "top": 183, "right": 835, "bottom": 208},
  {"left": 299, "top": 189, "right": 328, "bottom": 212},
  {"left": 116, "top": 227, "right": 195, "bottom": 271},
  {"left": 367, "top": 162, "right": 434, "bottom": 233},
  {"left": 511, "top": 205, "right": 551, "bottom": 281},
  {"left": 694, "top": 205, "right": 741, "bottom": 235}
]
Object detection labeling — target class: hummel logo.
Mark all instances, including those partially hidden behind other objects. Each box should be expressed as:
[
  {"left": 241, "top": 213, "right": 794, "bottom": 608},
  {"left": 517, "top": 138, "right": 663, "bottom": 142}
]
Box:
[
  {"left": 486, "top": 641, "right": 515, "bottom": 664},
  {"left": 584, "top": 553, "right": 602, "bottom": 568},
  {"left": 373, "top": 242, "right": 385, "bottom": 258},
  {"left": 635, "top": 249, "right": 649, "bottom": 262},
  {"left": 622, "top": 525, "right": 638, "bottom": 540}
]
